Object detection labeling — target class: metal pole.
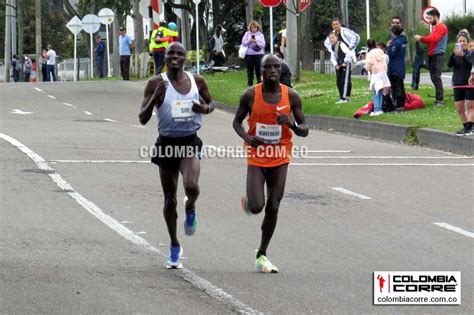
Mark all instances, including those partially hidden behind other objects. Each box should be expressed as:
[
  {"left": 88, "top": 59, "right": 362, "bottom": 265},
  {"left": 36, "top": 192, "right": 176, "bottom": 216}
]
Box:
[
  {"left": 90, "top": 34, "right": 94, "bottom": 78},
  {"left": 74, "top": 33, "right": 77, "bottom": 81},
  {"left": 270, "top": 7, "right": 273, "bottom": 54},
  {"left": 345, "top": 0, "right": 349, "bottom": 27},
  {"left": 196, "top": 0, "right": 199, "bottom": 74},
  {"left": 35, "top": 0, "right": 41, "bottom": 72},
  {"left": 106, "top": 23, "right": 111, "bottom": 77},
  {"left": 366, "top": 0, "right": 370, "bottom": 40},
  {"left": 4, "top": 0, "right": 11, "bottom": 82}
]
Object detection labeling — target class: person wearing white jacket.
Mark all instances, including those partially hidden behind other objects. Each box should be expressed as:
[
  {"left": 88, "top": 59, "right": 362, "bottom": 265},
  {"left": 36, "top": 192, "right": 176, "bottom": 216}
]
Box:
[
  {"left": 324, "top": 18, "right": 360, "bottom": 102},
  {"left": 327, "top": 32, "right": 352, "bottom": 103}
]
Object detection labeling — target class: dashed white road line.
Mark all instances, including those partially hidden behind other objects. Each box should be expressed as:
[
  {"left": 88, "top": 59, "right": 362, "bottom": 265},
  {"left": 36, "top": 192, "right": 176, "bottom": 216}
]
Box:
[
  {"left": 83, "top": 111, "right": 93, "bottom": 116},
  {"left": 50, "top": 160, "right": 149, "bottom": 164},
  {"left": 47, "top": 95, "right": 56, "bottom": 99},
  {"left": 0, "top": 132, "right": 260, "bottom": 315},
  {"left": 331, "top": 187, "right": 372, "bottom": 200},
  {"left": 104, "top": 118, "right": 117, "bottom": 122},
  {"left": 63, "top": 102, "right": 74, "bottom": 107},
  {"left": 34, "top": 87, "right": 43, "bottom": 92},
  {"left": 433, "top": 223, "right": 474, "bottom": 239},
  {"left": 299, "top": 156, "right": 472, "bottom": 159},
  {"left": 131, "top": 124, "right": 146, "bottom": 128}
]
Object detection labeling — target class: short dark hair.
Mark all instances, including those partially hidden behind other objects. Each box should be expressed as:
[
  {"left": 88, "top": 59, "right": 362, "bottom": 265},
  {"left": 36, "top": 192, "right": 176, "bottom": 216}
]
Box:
[
  {"left": 392, "top": 16, "right": 402, "bottom": 22},
  {"left": 328, "top": 31, "right": 337, "bottom": 37},
  {"left": 427, "top": 9, "right": 440, "bottom": 18},
  {"left": 119, "top": 27, "right": 125, "bottom": 31},
  {"left": 366, "top": 39, "right": 377, "bottom": 50},
  {"left": 391, "top": 25, "right": 403, "bottom": 36}
]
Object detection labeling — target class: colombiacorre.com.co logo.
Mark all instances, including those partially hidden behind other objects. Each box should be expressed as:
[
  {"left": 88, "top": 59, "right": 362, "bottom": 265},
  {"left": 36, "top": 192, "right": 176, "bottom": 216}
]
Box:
[
  {"left": 138, "top": 145, "right": 309, "bottom": 159},
  {"left": 374, "top": 271, "right": 461, "bottom": 305}
]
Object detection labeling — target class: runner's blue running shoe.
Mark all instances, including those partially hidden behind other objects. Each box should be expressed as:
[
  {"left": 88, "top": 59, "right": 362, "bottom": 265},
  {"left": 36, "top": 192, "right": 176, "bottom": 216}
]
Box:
[{"left": 167, "top": 245, "right": 183, "bottom": 269}]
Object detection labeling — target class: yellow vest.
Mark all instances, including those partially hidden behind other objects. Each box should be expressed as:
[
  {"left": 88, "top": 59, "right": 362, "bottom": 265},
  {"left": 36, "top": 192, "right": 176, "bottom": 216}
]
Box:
[{"left": 149, "top": 27, "right": 179, "bottom": 51}]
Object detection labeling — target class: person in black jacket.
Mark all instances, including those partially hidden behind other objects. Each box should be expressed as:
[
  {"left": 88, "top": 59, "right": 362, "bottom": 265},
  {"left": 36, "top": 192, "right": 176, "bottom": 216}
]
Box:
[
  {"left": 411, "top": 41, "right": 427, "bottom": 90},
  {"left": 276, "top": 52, "right": 292, "bottom": 87},
  {"left": 448, "top": 32, "right": 473, "bottom": 136}
]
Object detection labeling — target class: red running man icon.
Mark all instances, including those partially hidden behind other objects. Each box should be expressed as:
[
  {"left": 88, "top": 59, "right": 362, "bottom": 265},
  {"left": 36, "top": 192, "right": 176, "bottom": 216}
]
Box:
[{"left": 377, "top": 275, "right": 385, "bottom": 293}]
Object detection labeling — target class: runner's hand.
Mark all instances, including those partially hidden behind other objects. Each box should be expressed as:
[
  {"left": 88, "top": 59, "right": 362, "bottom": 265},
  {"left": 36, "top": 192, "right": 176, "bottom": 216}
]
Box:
[
  {"left": 276, "top": 114, "right": 295, "bottom": 128},
  {"left": 192, "top": 100, "right": 208, "bottom": 114},
  {"left": 245, "top": 135, "right": 265, "bottom": 148},
  {"left": 152, "top": 80, "right": 167, "bottom": 99}
]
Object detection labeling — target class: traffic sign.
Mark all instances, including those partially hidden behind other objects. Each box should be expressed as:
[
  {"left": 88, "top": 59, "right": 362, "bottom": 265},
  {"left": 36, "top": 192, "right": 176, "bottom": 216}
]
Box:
[
  {"left": 98, "top": 8, "right": 114, "bottom": 25},
  {"left": 421, "top": 6, "right": 437, "bottom": 24},
  {"left": 282, "top": 0, "right": 311, "bottom": 12},
  {"left": 259, "top": 0, "right": 281, "bottom": 7},
  {"left": 82, "top": 14, "right": 101, "bottom": 33},
  {"left": 66, "top": 16, "right": 82, "bottom": 35}
]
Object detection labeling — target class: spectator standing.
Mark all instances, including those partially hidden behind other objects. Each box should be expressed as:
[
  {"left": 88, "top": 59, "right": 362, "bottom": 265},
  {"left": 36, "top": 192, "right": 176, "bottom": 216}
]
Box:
[
  {"left": 41, "top": 49, "right": 48, "bottom": 81},
  {"left": 96, "top": 35, "right": 106, "bottom": 78},
  {"left": 23, "top": 55, "right": 32, "bottom": 82},
  {"left": 411, "top": 41, "right": 427, "bottom": 90},
  {"left": 119, "top": 27, "right": 134, "bottom": 80},
  {"left": 324, "top": 18, "right": 360, "bottom": 101},
  {"left": 10, "top": 55, "right": 20, "bottom": 82},
  {"left": 46, "top": 44, "right": 57, "bottom": 82},
  {"left": 387, "top": 25, "right": 407, "bottom": 111},
  {"left": 241, "top": 21, "right": 266, "bottom": 87},
  {"left": 448, "top": 32, "right": 473, "bottom": 136},
  {"left": 149, "top": 21, "right": 178, "bottom": 75},
  {"left": 366, "top": 39, "right": 391, "bottom": 116},
  {"left": 327, "top": 32, "right": 352, "bottom": 103},
  {"left": 209, "top": 25, "right": 226, "bottom": 66},
  {"left": 414, "top": 9, "right": 448, "bottom": 106}
]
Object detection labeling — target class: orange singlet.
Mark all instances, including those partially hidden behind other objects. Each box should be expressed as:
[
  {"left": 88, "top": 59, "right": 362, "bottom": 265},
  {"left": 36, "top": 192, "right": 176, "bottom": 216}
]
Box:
[{"left": 246, "top": 83, "right": 293, "bottom": 167}]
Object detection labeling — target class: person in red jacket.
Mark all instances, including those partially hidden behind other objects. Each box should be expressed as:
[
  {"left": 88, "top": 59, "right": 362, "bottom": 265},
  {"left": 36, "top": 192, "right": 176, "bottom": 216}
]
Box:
[{"left": 415, "top": 9, "right": 448, "bottom": 106}]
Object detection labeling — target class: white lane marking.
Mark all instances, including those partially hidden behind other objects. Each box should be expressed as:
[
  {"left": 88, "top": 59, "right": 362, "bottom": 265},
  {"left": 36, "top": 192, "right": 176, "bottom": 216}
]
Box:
[
  {"left": 83, "top": 111, "right": 93, "bottom": 116},
  {"left": 0, "top": 132, "right": 260, "bottom": 315},
  {"left": 290, "top": 163, "right": 474, "bottom": 167},
  {"left": 34, "top": 87, "right": 43, "bottom": 92},
  {"left": 121, "top": 221, "right": 133, "bottom": 224},
  {"left": 296, "top": 156, "right": 472, "bottom": 159},
  {"left": 63, "top": 102, "right": 74, "bottom": 107},
  {"left": 305, "top": 150, "right": 352, "bottom": 153},
  {"left": 331, "top": 187, "right": 372, "bottom": 200},
  {"left": 50, "top": 160, "right": 149, "bottom": 163},
  {"left": 132, "top": 124, "right": 146, "bottom": 128},
  {"left": 103, "top": 118, "right": 117, "bottom": 123},
  {"left": 47, "top": 95, "right": 56, "bottom": 99},
  {"left": 135, "top": 231, "right": 147, "bottom": 235},
  {"left": 433, "top": 223, "right": 474, "bottom": 239},
  {"left": 11, "top": 109, "right": 34, "bottom": 115}
]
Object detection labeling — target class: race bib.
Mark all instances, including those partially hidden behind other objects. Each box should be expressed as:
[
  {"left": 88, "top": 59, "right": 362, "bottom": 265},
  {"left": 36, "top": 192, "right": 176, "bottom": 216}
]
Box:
[
  {"left": 171, "top": 100, "right": 195, "bottom": 121},
  {"left": 256, "top": 123, "right": 281, "bottom": 144}
]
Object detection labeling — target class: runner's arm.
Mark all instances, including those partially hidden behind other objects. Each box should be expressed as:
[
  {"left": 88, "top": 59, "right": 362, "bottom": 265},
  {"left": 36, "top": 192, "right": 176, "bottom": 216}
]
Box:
[
  {"left": 192, "top": 74, "right": 215, "bottom": 114},
  {"left": 289, "top": 89, "right": 309, "bottom": 137},
  {"left": 233, "top": 88, "right": 265, "bottom": 147},
  {"left": 139, "top": 77, "right": 166, "bottom": 125}
]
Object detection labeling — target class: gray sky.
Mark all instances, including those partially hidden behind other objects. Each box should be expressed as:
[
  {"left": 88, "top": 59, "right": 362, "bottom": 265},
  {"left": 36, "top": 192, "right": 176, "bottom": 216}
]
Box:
[{"left": 431, "top": 0, "right": 474, "bottom": 19}]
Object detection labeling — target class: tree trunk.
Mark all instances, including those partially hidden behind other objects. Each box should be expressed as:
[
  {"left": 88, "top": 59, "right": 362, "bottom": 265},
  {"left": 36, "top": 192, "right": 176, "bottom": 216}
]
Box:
[
  {"left": 112, "top": 9, "right": 120, "bottom": 77},
  {"left": 301, "top": 1, "right": 316, "bottom": 70},
  {"left": 245, "top": 0, "right": 255, "bottom": 26}
]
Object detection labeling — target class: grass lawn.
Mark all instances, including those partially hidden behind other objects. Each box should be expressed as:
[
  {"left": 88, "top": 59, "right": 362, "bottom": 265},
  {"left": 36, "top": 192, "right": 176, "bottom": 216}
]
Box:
[{"left": 202, "top": 70, "right": 461, "bottom": 133}]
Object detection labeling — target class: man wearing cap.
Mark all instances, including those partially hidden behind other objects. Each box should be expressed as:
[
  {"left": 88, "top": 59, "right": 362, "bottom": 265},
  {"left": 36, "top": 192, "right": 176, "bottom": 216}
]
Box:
[
  {"left": 149, "top": 21, "right": 179, "bottom": 75},
  {"left": 119, "top": 27, "right": 134, "bottom": 80}
]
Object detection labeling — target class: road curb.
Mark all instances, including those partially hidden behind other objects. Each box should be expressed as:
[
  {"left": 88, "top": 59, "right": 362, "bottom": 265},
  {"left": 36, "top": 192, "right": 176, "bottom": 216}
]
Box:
[
  {"left": 215, "top": 102, "right": 473, "bottom": 156},
  {"left": 417, "top": 128, "right": 473, "bottom": 155}
]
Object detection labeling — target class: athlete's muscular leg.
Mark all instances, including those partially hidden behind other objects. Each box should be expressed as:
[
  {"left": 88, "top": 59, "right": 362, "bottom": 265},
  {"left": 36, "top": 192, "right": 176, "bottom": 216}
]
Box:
[
  {"left": 159, "top": 167, "right": 180, "bottom": 246},
  {"left": 180, "top": 157, "right": 201, "bottom": 212},
  {"left": 246, "top": 165, "right": 266, "bottom": 214},
  {"left": 259, "top": 164, "right": 288, "bottom": 255}
]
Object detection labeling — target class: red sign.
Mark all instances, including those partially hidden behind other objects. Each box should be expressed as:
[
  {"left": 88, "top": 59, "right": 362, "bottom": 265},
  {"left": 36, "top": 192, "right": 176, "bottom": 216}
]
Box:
[
  {"left": 421, "top": 5, "right": 437, "bottom": 24},
  {"left": 259, "top": 0, "right": 281, "bottom": 7},
  {"left": 282, "top": 0, "right": 311, "bottom": 12}
]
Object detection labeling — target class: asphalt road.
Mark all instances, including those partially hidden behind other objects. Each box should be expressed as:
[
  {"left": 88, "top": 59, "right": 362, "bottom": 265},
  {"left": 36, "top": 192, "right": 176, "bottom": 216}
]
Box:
[{"left": 1, "top": 81, "right": 473, "bottom": 314}]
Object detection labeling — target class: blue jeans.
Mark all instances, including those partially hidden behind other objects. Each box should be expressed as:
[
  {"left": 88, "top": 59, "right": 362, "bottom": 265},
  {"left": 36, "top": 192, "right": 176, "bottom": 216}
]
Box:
[
  {"left": 373, "top": 89, "right": 383, "bottom": 112},
  {"left": 97, "top": 55, "right": 104, "bottom": 77},
  {"left": 46, "top": 65, "right": 56, "bottom": 82}
]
